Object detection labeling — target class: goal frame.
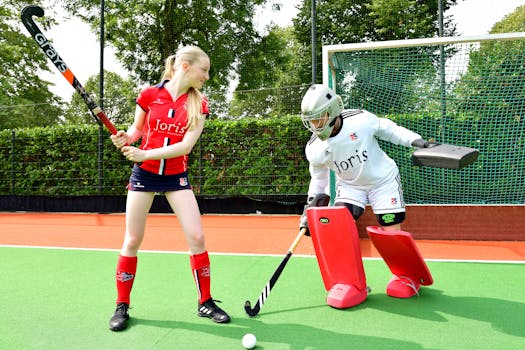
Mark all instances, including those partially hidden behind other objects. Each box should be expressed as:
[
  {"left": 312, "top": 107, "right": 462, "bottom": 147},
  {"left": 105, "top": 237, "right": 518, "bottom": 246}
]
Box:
[{"left": 321, "top": 32, "right": 525, "bottom": 204}]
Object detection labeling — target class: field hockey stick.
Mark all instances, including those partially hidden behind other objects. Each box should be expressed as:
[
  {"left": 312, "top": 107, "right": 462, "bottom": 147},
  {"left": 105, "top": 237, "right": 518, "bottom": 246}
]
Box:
[
  {"left": 244, "top": 227, "right": 308, "bottom": 317},
  {"left": 21, "top": 5, "right": 118, "bottom": 135},
  {"left": 244, "top": 193, "right": 330, "bottom": 316}
]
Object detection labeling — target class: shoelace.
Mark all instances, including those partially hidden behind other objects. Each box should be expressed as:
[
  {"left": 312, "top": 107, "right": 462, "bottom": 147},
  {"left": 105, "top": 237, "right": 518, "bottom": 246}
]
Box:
[
  {"left": 203, "top": 299, "right": 223, "bottom": 307},
  {"left": 115, "top": 304, "right": 129, "bottom": 315},
  {"left": 399, "top": 276, "right": 419, "bottom": 296}
]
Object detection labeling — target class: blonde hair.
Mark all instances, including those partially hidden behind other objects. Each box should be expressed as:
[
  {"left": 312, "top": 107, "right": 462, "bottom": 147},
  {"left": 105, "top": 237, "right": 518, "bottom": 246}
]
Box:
[{"left": 161, "top": 46, "right": 209, "bottom": 130}]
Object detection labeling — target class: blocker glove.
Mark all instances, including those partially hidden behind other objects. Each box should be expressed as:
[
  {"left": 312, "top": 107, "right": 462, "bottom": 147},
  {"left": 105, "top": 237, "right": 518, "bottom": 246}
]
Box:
[{"left": 411, "top": 138, "right": 430, "bottom": 148}]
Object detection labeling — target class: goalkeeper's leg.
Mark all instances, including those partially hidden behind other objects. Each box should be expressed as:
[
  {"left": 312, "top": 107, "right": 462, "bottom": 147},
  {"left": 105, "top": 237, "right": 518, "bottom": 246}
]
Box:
[
  {"left": 367, "top": 173, "right": 433, "bottom": 298},
  {"left": 307, "top": 206, "right": 368, "bottom": 308},
  {"left": 367, "top": 225, "right": 433, "bottom": 298}
]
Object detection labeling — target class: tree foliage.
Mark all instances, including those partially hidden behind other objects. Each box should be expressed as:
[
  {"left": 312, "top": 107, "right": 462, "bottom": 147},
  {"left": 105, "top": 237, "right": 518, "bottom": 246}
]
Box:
[
  {"left": 1, "top": 0, "right": 483, "bottom": 126},
  {"left": 230, "top": 0, "right": 463, "bottom": 116},
  {"left": 47, "top": 0, "right": 466, "bottom": 119},
  {"left": 0, "top": 1, "right": 63, "bottom": 129},
  {"left": 292, "top": 0, "right": 459, "bottom": 84},
  {"left": 228, "top": 26, "right": 306, "bottom": 118},
  {"left": 59, "top": 0, "right": 266, "bottom": 89},
  {"left": 63, "top": 71, "right": 139, "bottom": 125},
  {"left": 452, "top": 5, "right": 525, "bottom": 119},
  {"left": 490, "top": 4, "right": 525, "bottom": 34}
]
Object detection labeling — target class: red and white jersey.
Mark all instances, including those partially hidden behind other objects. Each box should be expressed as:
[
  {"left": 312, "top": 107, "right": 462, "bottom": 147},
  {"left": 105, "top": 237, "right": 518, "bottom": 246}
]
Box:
[
  {"left": 306, "top": 109, "right": 421, "bottom": 195},
  {"left": 136, "top": 81, "right": 209, "bottom": 175}
]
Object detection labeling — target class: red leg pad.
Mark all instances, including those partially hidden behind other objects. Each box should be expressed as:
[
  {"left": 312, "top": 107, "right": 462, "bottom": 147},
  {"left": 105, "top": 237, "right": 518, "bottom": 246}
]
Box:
[
  {"left": 366, "top": 226, "right": 433, "bottom": 288},
  {"left": 307, "top": 207, "right": 367, "bottom": 308}
]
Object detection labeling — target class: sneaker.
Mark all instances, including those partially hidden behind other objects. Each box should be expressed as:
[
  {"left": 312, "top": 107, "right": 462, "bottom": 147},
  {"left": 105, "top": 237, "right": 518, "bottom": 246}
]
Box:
[
  {"left": 197, "top": 299, "right": 231, "bottom": 323},
  {"left": 109, "top": 303, "right": 130, "bottom": 331}
]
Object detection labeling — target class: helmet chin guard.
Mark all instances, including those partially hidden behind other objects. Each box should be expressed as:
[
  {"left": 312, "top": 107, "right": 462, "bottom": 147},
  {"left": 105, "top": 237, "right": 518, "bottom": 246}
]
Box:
[{"left": 301, "top": 84, "right": 344, "bottom": 140}]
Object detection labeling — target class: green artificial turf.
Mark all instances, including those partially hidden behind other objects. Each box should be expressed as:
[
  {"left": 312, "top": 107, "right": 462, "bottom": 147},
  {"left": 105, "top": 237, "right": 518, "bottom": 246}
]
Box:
[{"left": 0, "top": 247, "right": 524, "bottom": 349}]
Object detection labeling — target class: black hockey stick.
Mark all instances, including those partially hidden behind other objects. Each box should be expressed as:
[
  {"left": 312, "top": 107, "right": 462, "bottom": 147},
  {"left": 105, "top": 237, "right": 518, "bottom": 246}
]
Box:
[
  {"left": 244, "top": 193, "right": 330, "bottom": 317},
  {"left": 20, "top": 5, "right": 118, "bottom": 135},
  {"left": 244, "top": 227, "right": 307, "bottom": 317}
]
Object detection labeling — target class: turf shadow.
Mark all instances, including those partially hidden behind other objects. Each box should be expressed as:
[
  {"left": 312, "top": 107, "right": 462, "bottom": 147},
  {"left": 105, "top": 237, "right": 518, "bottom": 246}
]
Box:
[
  {"left": 131, "top": 316, "right": 438, "bottom": 350},
  {"left": 365, "top": 288, "right": 525, "bottom": 337}
]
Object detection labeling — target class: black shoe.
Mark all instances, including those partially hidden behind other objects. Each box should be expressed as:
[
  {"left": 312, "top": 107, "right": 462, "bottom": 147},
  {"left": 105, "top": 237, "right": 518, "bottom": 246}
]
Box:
[
  {"left": 197, "top": 299, "right": 231, "bottom": 323},
  {"left": 109, "top": 303, "right": 129, "bottom": 331}
]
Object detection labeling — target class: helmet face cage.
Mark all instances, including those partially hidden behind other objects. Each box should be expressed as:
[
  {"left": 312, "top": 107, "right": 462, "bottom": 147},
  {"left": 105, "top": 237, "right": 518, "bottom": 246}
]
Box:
[
  {"left": 301, "top": 85, "right": 344, "bottom": 140},
  {"left": 301, "top": 112, "right": 330, "bottom": 135}
]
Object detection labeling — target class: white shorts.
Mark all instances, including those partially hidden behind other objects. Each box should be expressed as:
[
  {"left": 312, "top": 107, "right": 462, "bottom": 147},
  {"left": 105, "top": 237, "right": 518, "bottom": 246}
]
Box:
[{"left": 335, "top": 173, "right": 405, "bottom": 215}]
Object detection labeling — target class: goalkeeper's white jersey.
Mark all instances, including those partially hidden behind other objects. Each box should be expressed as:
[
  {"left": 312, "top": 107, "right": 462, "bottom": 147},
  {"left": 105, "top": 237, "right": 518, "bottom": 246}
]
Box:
[{"left": 305, "top": 109, "right": 421, "bottom": 195}]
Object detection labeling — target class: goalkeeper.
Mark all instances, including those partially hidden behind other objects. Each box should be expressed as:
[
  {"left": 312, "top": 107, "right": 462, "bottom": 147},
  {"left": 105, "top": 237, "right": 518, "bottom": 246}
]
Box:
[{"left": 299, "top": 84, "right": 432, "bottom": 298}]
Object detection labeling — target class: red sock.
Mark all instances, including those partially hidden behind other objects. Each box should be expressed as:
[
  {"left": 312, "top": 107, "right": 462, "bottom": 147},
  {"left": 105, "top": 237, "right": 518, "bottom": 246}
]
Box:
[
  {"left": 190, "top": 251, "right": 211, "bottom": 304},
  {"left": 115, "top": 255, "right": 137, "bottom": 305}
]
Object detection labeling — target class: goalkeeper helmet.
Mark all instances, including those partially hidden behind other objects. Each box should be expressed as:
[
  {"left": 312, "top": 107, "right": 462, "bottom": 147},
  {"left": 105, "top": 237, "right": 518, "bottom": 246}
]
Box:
[{"left": 301, "top": 84, "right": 344, "bottom": 140}]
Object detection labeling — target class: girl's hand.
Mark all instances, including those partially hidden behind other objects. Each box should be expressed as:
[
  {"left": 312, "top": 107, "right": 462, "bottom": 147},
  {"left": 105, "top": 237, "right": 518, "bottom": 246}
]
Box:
[
  {"left": 110, "top": 130, "right": 129, "bottom": 149},
  {"left": 121, "top": 146, "right": 147, "bottom": 162}
]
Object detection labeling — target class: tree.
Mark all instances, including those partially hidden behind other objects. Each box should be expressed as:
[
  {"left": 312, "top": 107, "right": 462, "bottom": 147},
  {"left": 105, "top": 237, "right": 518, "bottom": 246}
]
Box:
[
  {"left": 446, "top": 6, "right": 525, "bottom": 200},
  {"left": 63, "top": 71, "right": 139, "bottom": 126},
  {"left": 229, "top": 26, "right": 304, "bottom": 118},
  {"left": 0, "top": 1, "right": 63, "bottom": 129},
  {"left": 231, "top": 0, "right": 462, "bottom": 118},
  {"left": 452, "top": 5, "right": 525, "bottom": 119},
  {"left": 292, "top": 0, "right": 459, "bottom": 84},
  {"left": 60, "top": 0, "right": 266, "bottom": 89},
  {"left": 236, "top": 26, "right": 296, "bottom": 91},
  {"left": 490, "top": 4, "right": 525, "bottom": 33}
]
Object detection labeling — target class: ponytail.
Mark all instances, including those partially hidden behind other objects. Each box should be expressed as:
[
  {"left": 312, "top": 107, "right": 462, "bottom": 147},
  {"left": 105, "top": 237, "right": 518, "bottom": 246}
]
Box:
[
  {"left": 161, "top": 46, "right": 208, "bottom": 130},
  {"left": 161, "top": 55, "right": 176, "bottom": 81}
]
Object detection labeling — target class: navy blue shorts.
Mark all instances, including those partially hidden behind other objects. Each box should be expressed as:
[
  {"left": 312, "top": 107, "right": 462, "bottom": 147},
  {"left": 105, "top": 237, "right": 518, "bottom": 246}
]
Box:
[{"left": 127, "top": 164, "right": 192, "bottom": 192}]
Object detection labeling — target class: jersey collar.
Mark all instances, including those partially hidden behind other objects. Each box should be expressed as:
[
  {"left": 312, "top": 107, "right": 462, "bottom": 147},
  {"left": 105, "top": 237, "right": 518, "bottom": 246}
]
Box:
[{"left": 155, "top": 80, "right": 170, "bottom": 89}]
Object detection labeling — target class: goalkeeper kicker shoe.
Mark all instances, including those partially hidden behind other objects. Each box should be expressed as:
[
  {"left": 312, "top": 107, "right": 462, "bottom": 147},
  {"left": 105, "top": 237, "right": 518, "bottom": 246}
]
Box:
[
  {"left": 109, "top": 303, "right": 130, "bottom": 331},
  {"left": 197, "top": 299, "right": 231, "bottom": 323}
]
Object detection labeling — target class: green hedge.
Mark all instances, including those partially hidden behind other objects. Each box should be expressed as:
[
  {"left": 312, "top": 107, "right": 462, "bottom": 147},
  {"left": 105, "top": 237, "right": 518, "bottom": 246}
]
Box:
[
  {"left": 1, "top": 113, "right": 522, "bottom": 204},
  {"left": 0, "top": 116, "right": 312, "bottom": 197},
  {"left": 191, "top": 116, "right": 310, "bottom": 195}
]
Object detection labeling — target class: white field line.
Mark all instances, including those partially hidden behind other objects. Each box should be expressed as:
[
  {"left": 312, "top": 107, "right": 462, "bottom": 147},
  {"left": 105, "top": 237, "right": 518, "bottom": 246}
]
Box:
[{"left": 0, "top": 244, "right": 523, "bottom": 264}]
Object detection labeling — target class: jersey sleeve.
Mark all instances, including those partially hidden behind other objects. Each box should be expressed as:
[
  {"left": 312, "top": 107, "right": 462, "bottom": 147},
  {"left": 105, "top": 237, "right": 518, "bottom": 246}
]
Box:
[
  {"left": 305, "top": 138, "right": 330, "bottom": 197},
  {"left": 136, "top": 86, "right": 156, "bottom": 112},
  {"left": 375, "top": 117, "right": 421, "bottom": 147},
  {"left": 308, "top": 162, "right": 330, "bottom": 198}
]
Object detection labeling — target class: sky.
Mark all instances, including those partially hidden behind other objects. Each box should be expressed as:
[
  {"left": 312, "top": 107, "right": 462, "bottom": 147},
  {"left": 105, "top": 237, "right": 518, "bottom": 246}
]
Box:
[{"left": 39, "top": 0, "right": 525, "bottom": 101}]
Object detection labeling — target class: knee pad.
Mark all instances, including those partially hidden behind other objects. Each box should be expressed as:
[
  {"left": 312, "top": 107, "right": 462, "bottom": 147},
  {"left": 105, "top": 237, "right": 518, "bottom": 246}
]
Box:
[
  {"left": 376, "top": 212, "right": 405, "bottom": 226},
  {"left": 335, "top": 202, "right": 364, "bottom": 220}
]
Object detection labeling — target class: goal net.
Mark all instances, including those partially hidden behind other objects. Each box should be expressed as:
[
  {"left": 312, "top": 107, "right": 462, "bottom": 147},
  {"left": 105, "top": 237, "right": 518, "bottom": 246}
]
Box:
[{"left": 322, "top": 33, "right": 525, "bottom": 204}]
